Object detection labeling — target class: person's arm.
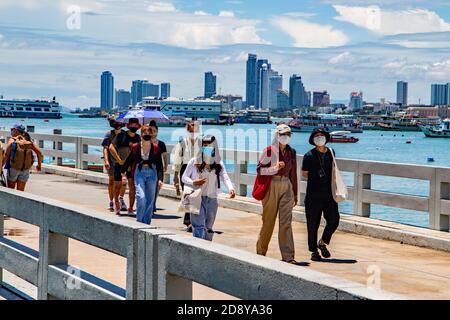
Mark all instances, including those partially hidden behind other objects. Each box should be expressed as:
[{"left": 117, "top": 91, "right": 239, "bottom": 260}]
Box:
[
  {"left": 301, "top": 153, "right": 311, "bottom": 179},
  {"left": 258, "top": 147, "right": 278, "bottom": 176},
  {"left": 0, "top": 143, "right": 3, "bottom": 171},
  {"left": 31, "top": 143, "right": 43, "bottom": 171},
  {"left": 289, "top": 151, "right": 298, "bottom": 205},
  {"left": 109, "top": 142, "right": 123, "bottom": 165},
  {"left": 181, "top": 159, "right": 195, "bottom": 186},
  {"left": 102, "top": 133, "right": 111, "bottom": 169},
  {"left": 3, "top": 139, "right": 13, "bottom": 169},
  {"left": 219, "top": 162, "right": 236, "bottom": 198},
  {"left": 161, "top": 142, "right": 168, "bottom": 172}
]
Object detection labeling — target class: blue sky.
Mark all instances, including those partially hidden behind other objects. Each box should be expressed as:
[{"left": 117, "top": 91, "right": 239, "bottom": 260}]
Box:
[{"left": 0, "top": 0, "right": 450, "bottom": 108}]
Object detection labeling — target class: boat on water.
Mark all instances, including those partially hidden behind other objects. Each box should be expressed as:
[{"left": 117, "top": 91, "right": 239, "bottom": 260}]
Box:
[
  {"left": 360, "top": 115, "right": 440, "bottom": 132},
  {"left": 234, "top": 109, "right": 272, "bottom": 124},
  {"left": 0, "top": 97, "right": 62, "bottom": 119},
  {"left": 329, "top": 131, "right": 359, "bottom": 143},
  {"left": 287, "top": 114, "right": 362, "bottom": 133},
  {"left": 419, "top": 119, "right": 450, "bottom": 138}
]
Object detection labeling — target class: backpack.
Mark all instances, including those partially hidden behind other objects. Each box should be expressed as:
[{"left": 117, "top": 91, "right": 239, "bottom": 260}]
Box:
[{"left": 10, "top": 135, "right": 35, "bottom": 171}]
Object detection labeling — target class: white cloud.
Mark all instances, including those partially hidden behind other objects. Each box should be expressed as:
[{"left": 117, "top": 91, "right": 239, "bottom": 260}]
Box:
[
  {"left": 328, "top": 52, "right": 355, "bottom": 65},
  {"left": 218, "top": 11, "right": 235, "bottom": 17},
  {"left": 271, "top": 17, "right": 349, "bottom": 48},
  {"left": 147, "top": 1, "right": 176, "bottom": 13},
  {"left": 0, "top": 0, "right": 40, "bottom": 9},
  {"left": 334, "top": 6, "right": 450, "bottom": 35},
  {"left": 194, "top": 11, "right": 209, "bottom": 16},
  {"left": 284, "top": 12, "right": 317, "bottom": 18}
]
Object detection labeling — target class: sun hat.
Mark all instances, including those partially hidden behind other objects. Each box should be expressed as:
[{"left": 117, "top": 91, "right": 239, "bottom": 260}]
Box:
[{"left": 309, "top": 128, "right": 330, "bottom": 146}]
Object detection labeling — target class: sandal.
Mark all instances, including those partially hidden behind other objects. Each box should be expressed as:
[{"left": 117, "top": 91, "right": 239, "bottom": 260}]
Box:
[{"left": 318, "top": 242, "right": 331, "bottom": 258}]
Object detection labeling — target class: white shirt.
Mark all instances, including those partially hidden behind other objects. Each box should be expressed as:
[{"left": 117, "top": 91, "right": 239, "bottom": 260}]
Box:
[
  {"left": 181, "top": 158, "right": 234, "bottom": 198},
  {"left": 172, "top": 137, "right": 202, "bottom": 172}
]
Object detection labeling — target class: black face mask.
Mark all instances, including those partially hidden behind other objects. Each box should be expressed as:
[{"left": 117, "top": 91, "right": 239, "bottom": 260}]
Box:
[
  {"left": 142, "top": 135, "right": 152, "bottom": 141},
  {"left": 128, "top": 127, "right": 139, "bottom": 133}
]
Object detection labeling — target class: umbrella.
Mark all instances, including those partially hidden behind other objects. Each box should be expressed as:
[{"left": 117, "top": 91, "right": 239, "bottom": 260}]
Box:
[{"left": 117, "top": 109, "right": 170, "bottom": 125}]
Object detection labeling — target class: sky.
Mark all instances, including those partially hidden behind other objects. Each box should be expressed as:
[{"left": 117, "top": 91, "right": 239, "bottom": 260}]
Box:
[{"left": 0, "top": 0, "right": 450, "bottom": 109}]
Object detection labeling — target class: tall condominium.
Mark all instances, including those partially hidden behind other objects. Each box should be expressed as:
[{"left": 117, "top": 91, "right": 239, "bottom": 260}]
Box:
[
  {"left": 269, "top": 71, "right": 283, "bottom": 110},
  {"left": 131, "top": 80, "right": 159, "bottom": 105},
  {"left": 100, "top": 71, "right": 114, "bottom": 110},
  {"left": 349, "top": 92, "right": 363, "bottom": 111},
  {"left": 204, "top": 72, "right": 217, "bottom": 98},
  {"left": 115, "top": 89, "right": 131, "bottom": 109},
  {"left": 276, "top": 90, "right": 290, "bottom": 111},
  {"left": 143, "top": 82, "right": 159, "bottom": 98},
  {"left": 431, "top": 83, "right": 450, "bottom": 106},
  {"left": 289, "top": 74, "right": 309, "bottom": 108},
  {"left": 246, "top": 54, "right": 258, "bottom": 107},
  {"left": 161, "top": 83, "right": 171, "bottom": 99},
  {"left": 396, "top": 81, "right": 408, "bottom": 106},
  {"left": 313, "top": 91, "right": 330, "bottom": 107},
  {"left": 259, "top": 64, "right": 271, "bottom": 109},
  {"left": 256, "top": 59, "right": 270, "bottom": 108}
]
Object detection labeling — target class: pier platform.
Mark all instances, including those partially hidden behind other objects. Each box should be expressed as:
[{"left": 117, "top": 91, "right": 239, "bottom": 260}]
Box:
[{"left": 2, "top": 171, "right": 450, "bottom": 300}]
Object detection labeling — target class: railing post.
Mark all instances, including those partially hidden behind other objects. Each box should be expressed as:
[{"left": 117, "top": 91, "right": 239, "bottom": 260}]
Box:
[
  {"left": 430, "top": 168, "right": 450, "bottom": 231},
  {"left": 53, "top": 129, "right": 63, "bottom": 166},
  {"left": 38, "top": 221, "right": 69, "bottom": 300},
  {"left": 233, "top": 150, "right": 241, "bottom": 195},
  {"left": 238, "top": 160, "right": 248, "bottom": 197},
  {"left": 82, "top": 143, "right": 89, "bottom": 170},
  {"left": 297, "top": 155, "right": 305, "bottom": 206},
  {"left": 354, "top": 163, "right": 371, "bottom": 217}
]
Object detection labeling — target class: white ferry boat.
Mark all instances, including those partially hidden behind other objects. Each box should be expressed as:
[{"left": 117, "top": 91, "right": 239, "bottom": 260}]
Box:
[
  {"left": 419, "top": 119, "right": 450, "bottom": 138},
  {"left": 0, "top": 97, "right": 62, "bottom": 119}
]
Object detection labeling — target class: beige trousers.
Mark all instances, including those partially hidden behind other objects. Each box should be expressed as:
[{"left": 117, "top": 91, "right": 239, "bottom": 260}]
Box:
[{"left": 256, "top": 176, "right": 295, "bottom": 261}]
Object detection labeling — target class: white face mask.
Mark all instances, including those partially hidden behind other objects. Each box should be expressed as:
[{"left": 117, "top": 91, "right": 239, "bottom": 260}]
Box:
[
  {"left": 278, "top": 135, "right": 291, "bottom": 145},
  {"left": 314, "top": 136, "right": 327, "bottom": 147}
]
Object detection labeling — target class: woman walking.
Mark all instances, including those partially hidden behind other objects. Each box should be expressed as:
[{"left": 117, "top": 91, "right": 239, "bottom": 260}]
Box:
[
  {"left": 121, "top": 125, "right": 161, "bottom": 225},
  {"left": 301, "top": 128, "right": 340, "bottom": 261},
  {"left": 255, "top": 124, "right": 298, "bottom": 264},
  {"left": 182, "top": 135, "right": 235, "bottom": 241}
]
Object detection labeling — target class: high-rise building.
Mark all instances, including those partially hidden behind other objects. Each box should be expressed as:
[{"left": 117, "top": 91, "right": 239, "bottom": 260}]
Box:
[
  {"left": 131, "top": 80, "right": 144, "bottom": 106},
  {"left": 143, "top": 82, "right": 159, "bottom": 98},
  {"left": 115, "top": 89, "right": 131, "bottom": 109},
  {"left": 161, "top": 83, "right": 171, "bottom": 99},
  {"left": 100, "top": 71, "right": 114, "bottom": 110},
  {"left": 396, "top": 81, "right": 408, "bottom": 106},
  {"left": 246, "top": 54, "right": 258, "bottom": 107},
  {"left": 204, "top": 72, "right": 217, "bottom": 98},
  {"left": 259, "top": 64, "right": 271, "bottom": 109},
  {"left": 313, "top": 91, "right": 330, "bottom": 107},
  {"left": 431, "top": 83, "right": 450, "bottom": 106},
  {"left": 289, "top": 74, "right": 309, "bottom": 108},
  {"left": 269, "top": 71, "right": 283, "bottom": 110},
  {"left": 256, "top": 59, "right": 270, "bottom": 108},
  {"left": 276, "top": 90, "right": 290, "bottom": 111},
  {"left": 349, "top": 92, "right": 363, "bottom": 111}
]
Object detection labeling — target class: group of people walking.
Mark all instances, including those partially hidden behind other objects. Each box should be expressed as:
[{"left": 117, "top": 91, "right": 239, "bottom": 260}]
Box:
[{"left": 100, "top": 118, "right": 342, "bottom": 261}]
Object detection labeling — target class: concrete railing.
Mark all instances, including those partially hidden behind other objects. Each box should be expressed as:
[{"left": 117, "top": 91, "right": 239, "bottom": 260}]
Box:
[
  {"left": 0, "top": 188, "right": 403, "bottom": 300},
  {"left": 0, "top": 130, "right": 448, "bottom": 232}
]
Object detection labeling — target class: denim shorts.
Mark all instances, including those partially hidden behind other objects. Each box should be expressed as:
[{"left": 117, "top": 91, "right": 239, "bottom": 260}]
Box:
[{"left": 7, "top": 168, "right": 31, "bottom": 183}]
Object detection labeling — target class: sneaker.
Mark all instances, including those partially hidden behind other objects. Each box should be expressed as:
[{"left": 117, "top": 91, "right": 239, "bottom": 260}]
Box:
[
  {"left": 108, "top": 201, "right": 114, "bottom": 212},
  {"left": 114, "top": 201, "right": 121, "bottom": 215},
  {"left": 127, "top": 208, "right": 136, "bottom": 216},
  {"left": 120, "top": 198, "right": 128, "bottom": 212},
  {"left": 311, "top": 251, "right": 322, "bottom": 262},
  {"left": 318, "top": 242, "right": 331, "bottom": 259}
]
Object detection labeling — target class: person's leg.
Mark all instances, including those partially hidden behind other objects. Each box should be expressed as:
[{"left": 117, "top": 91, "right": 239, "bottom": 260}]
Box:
[
  {"left": 304, "top": 197, "right": 324, "bottom": 253},
  {"left": 134, "top": 169, "right": 147, "bottom": 223},
  {"left": 7, "top": 168, "right": 18, "bottom": 190},
  {"left": 277, "top": 180, "right": 295, "bottom": 262},
  {"left": 113, "top": 164, "right": 122, "bottom": 208},
  {"left": 180, "top": 164, "right": 191, "bottom": 228},
  {"left": 191, "top": 197, "right": 207, "bottom": 239},
  {"left": 142, "top": 168, "right": 157, "bottom": 225},
  {"left": 108, "top": 175, "right": 115, "bottom": 201},
  {"left": 16, "top": 180, "right": 26, "bottom": 191},
  {"left": 128, "top": 175, "right": 136, "bottom": 211},
  {"left": 7, "top": 180, "right": 16, "bottom": 189},
  {"left": 153, "top": 181, "right": 159, "bottom": 213},
  {"left": 256, "top": 181, "right": 280, "bottom": 256},
  {"left": 204, "top": 197, "right": 219, "bottom": 241},
  {"left": 321, "top": 200, "right": 340, "bottom": 245}
]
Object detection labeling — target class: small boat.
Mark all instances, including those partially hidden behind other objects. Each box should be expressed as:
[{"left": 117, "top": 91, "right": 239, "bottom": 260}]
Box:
[
  {"left": 419, "top": 119, "right": 450, "bottom": 138},
  {"left": 428, "top": 157, "right": 435, "bottom": 162},
  {"left": 329, "top": 131, "right": 359, "bottom": 143},
  {"left": 406, "top": 140, "right": 412, "bottom": 144}
]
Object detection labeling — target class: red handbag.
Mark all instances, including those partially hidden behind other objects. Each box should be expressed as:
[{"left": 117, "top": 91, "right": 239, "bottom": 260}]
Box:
[{"left": 252, "top": 147, "right": 274, "bottom": 201}]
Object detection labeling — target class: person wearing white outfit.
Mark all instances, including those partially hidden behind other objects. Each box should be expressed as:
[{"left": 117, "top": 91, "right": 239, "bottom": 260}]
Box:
[{"left": 182, "top": 135, "right": 235, "bottom": 241}]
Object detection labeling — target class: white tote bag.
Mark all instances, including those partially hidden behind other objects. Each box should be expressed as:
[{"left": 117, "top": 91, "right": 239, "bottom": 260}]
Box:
[
  {"left": 178, "top": 185, "right": 203, "bottom": 215},
  {"left": 329, "top": 148, "right": 347, "bottom": 203}
]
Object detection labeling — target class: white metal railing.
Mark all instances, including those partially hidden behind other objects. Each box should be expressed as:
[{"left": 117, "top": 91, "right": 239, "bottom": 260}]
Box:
[
  {"left": 0, "top": 188, "right": 402, "bottom": 300},
  {"left": 0, "top": 130, "right": 449, "bottom": 231}
]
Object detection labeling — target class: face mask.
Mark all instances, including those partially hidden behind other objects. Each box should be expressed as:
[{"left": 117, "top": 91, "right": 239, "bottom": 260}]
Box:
[
  {"left": 202, "top": 147, "right": 214, "bottom": 157},
  {"left": 314, "top": 136, "right": 327, "bottom": 147},
  {"left": 128, "top": 127, "right": 139, "bottom": 133},
  {"left": 142, "top": 135, "right": 152, "bottom": 141},
  {"left": 278, "top": 135, "right": 291, "bottom": 145}
]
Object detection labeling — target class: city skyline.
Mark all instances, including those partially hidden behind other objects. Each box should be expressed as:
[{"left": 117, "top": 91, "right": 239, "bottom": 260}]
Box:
[{"left": 0, "top": 1, "right": 449, "bottom": 108}]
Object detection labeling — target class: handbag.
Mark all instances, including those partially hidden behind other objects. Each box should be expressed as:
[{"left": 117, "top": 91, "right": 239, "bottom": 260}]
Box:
[
  {"left": 329, "top": 148, "right": 347, "bottom": 203},
  {"left": 178, "top": 185, "right": 202, "bottom": 215},
  {"left": 252, "top": 147, "right": 274, "bottom": 201}
]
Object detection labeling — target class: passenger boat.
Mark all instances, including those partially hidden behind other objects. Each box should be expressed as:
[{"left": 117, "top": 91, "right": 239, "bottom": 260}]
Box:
[
  {"left": 0, "top": 97, "right": 62, "bottom": 119},
  {"left": 329, "top": 131, "right": 359, "bottom": 143},
  {"left": 419, "top": 119, "right": 450, "bottom": 138},
  {"left": 288, "top": 114, "right": 362, "bottom": 133}
]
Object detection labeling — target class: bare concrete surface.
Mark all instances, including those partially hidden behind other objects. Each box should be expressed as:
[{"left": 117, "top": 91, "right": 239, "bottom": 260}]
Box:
[{"left": 3, "top": 173, "right": 450, "bottom": 300}]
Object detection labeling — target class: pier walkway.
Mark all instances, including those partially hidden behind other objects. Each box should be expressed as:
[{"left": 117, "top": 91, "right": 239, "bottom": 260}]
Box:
[{"left": 2, "top": 170, "right": 450, "bottom": 300}]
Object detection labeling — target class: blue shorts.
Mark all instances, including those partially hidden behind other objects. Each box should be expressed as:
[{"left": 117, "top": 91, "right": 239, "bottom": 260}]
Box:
[{"left": 7, "top": 168, "right": 31, "bottom": 183}]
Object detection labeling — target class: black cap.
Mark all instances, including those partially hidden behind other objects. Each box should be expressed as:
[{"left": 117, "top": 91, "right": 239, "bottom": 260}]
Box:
[{"left": 309, "top": 128, "right": 330, "bottom": 146}]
